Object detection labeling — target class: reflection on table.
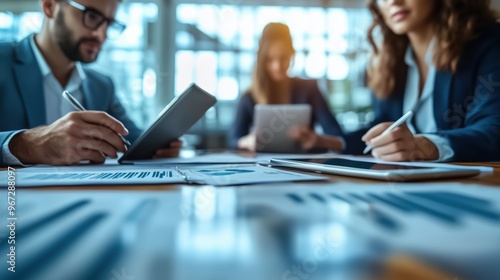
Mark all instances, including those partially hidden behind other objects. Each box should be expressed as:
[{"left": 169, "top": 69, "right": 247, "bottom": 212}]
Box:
[{"left": 3, "top": 182, "right": 500, "bottom": 280}]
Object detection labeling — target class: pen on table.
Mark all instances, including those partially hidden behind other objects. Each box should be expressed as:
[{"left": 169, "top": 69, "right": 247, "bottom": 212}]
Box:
[
  {"left": 363, "top": 110, "right": 414, "bottom": 154},
  {"left": 62, "top": 90, "right": 132, "bottom": 146}
]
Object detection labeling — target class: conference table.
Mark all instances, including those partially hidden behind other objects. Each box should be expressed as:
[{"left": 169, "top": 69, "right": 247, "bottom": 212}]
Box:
[{"left": 2, "top": 153, "right": 500, "bottom": 280}]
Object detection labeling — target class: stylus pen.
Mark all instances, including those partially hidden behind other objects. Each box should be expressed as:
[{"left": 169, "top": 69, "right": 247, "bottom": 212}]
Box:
[
  {"left": 363, "top": 110, "right": 414, "bottom": 154},
  {"left": 62, "top": 90, "right": 131, "bottom": 146}
]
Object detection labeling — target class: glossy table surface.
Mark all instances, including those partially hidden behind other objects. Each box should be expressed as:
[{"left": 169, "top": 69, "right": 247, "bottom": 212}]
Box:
[{"left": 1, "top": 155, "right": 500, "bottom": 280}]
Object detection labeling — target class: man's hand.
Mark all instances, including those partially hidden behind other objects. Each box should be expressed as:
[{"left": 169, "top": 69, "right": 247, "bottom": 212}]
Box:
[
  {"left": 362, "top": 122, "right": 439, "bottom": 161},
  {"left": 9, "top": 111, "right": 128, "bottom": 165},
  {"left": 153, "top": 139, "right": 183, "bottom": 158}
]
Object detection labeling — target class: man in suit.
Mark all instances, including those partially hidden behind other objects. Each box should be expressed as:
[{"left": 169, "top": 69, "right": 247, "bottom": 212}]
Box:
[{"left": 0, "top": 0, "right": 181, "bottom": 166}]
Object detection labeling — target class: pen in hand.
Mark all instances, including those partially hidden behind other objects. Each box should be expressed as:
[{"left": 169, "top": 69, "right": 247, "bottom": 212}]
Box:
[
  {"left": 363, "top": 110, "right": 414, "bottom": 154},
  {"left": 62, "top": 90, "right": 132, "bottom": 146}
]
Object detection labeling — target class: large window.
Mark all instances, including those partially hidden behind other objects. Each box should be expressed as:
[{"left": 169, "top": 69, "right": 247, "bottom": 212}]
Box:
[
  {"left": 174, "top": 3, "right": 374, "bottom": 138},
  {"left": 1, "top": 1, "right": 374, "bottom": 148}
]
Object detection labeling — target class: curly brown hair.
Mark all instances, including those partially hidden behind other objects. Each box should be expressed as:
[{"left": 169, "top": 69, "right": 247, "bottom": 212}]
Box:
[{"left": 367, "top": 0, "right": 499, "bottom": 98}]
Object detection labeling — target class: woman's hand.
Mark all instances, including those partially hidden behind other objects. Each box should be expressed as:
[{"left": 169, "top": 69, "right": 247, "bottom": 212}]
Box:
[
  {"left": 288, "top": 126, "right": 320, "bottom": 150},
  {"left": 288, "top": 125, "right": 344, "bottom": 151},
  {"left": 237, "top": 133, "right": 257, "bottom": 152},
  {"left": 362, "top": 123, "right": 439, "bottom": 161},
  {"left": 153, "top": 139, "right": 183, "bottom": 158}
]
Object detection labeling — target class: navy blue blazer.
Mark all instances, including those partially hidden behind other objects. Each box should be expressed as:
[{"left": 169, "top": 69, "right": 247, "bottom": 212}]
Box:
[
  {"left": 227, "top": 78, "right": 343, "bottom": 149},
  {"left": 0, "top": 36, "right": 142, "bottom": 166},
  {"left": 344, "top": 23, "right": 500, "bottom": 162}
]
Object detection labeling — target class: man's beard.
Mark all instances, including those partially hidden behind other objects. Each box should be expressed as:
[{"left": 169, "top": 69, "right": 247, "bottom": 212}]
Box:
[{"left": 54, "top": 11, "right": 101, "bottom": 63}]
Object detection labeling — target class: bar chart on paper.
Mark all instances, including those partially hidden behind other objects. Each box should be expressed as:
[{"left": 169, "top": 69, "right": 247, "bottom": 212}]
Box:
[
  {"left": 0, "top": 169, "right": 185, "bottom": 187},
  {"left": 0, "top": 165, "right": 326, "bottom": 187},
  {"left": 181, "top": 165, "right": 326, "bottom": 185}
]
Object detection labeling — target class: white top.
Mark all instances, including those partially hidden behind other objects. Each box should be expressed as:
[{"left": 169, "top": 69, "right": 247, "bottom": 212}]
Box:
[
  {"left": 403, "top": 38, "right": 454, "bottom": 161},
  {"left": 2, "top": 35, "right": 86, "bottom": 165}
]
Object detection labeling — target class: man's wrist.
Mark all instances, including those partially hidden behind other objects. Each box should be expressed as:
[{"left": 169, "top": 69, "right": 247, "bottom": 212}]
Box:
[{"left": 9, "top": 131, "right": 34, "bottom": 164}]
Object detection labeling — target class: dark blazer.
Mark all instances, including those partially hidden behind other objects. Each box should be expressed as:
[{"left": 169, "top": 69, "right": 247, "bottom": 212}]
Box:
[
  {"left": 344, "top": 23, "right": 500, "bottom": 162},
  {"left": 0, "top": 36, "right": 142, "bottom": 166},
  {"left": 227, "top": 78, "right": 343, "bottom": 149}
]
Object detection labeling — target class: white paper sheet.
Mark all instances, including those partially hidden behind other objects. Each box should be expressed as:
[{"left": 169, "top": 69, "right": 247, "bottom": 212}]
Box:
[
  {"left": 0, "top": 167, "right": 185, "bottom": 187},
  {"left": 0, "top": 164, "right": 327, "bottom": 187},
  {"left": 179, "top": 164, "right": 327, "bottom": 186}
]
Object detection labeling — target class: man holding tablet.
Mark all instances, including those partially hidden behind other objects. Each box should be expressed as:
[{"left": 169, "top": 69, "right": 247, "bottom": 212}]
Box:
[{"left": 0, "top": 0, "right": 181, "bottom": 166}]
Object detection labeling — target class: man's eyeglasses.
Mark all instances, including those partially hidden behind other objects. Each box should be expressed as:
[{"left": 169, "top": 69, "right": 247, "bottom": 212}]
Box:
[{"left": 60, "top": 0, "right": 126, "bottom": 40}]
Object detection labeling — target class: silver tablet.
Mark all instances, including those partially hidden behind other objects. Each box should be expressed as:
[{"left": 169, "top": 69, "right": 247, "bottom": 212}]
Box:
[
  {"left": 119, "top": 84, "right": 216, "bottom": 163},
  {"left": 254, "top": 104, "right": 311, "bottom": 153},
  {"left": 269, "top": 158, "right": 481, "bottom": 181}
]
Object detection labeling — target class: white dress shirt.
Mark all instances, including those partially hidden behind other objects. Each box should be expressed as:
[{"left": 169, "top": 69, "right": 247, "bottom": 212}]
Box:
[
  {"left": 1, "top": 35, "right": 86, "bottom": 165},
  {"left": 403, "top": 39, "right": 455, "bottom": 161}
]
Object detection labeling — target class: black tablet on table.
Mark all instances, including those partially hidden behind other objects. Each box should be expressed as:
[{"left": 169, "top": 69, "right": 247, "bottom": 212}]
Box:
[{"left": 119, "top": 83, "right": 216, "bottom": 163}]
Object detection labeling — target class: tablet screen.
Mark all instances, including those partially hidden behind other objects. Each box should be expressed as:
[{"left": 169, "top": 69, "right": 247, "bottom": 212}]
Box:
[{"left": 288, "top": 158, "right": 431, "bottom": 170}]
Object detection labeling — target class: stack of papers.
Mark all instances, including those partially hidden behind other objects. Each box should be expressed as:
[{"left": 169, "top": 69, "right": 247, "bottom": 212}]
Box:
[{"left": 0, "top": 164, "right": 327, "bottom": 187}]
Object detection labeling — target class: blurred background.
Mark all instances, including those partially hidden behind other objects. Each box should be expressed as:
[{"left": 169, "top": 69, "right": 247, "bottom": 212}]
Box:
[{"left": 1, "top": 0, "right": 500, "bottom": 149}]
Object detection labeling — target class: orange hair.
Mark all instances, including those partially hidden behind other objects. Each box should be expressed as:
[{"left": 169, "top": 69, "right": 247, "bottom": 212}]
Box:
[{"left": 250, "top": 22, "right": 295, "bottom": 104}]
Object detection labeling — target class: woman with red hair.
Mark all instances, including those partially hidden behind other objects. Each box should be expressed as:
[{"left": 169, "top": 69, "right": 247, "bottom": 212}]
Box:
[{"left": 228, "top": 23, "right": 344, "bottom": 152}]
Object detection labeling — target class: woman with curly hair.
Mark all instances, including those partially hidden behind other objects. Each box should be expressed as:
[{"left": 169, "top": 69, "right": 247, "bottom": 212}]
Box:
[{"left": 307, "top": 0, "right": 500, "bottom": 161}]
